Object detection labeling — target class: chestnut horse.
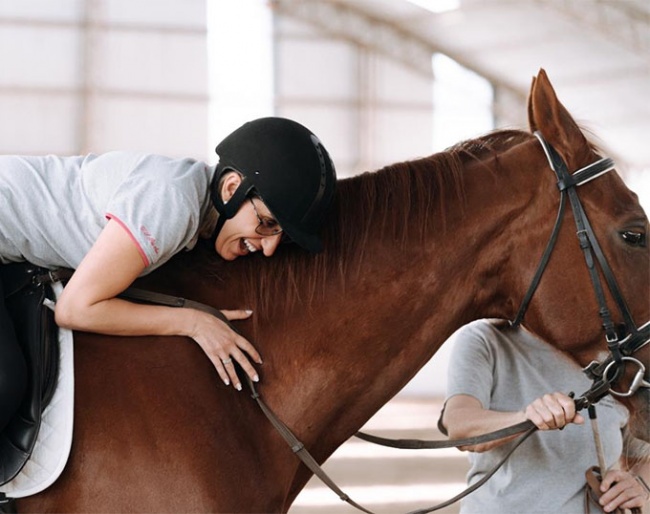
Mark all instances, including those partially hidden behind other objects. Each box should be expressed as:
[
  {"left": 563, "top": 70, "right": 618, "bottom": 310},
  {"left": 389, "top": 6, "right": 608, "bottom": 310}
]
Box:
[{"left": 17, "top": 70, "right": 649, "bottom": 513}]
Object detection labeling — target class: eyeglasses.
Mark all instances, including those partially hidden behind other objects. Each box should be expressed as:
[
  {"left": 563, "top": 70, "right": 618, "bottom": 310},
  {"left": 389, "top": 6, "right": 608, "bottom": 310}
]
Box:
[{"left": 249, "top": 197, "right": 283, "bottom": 237}]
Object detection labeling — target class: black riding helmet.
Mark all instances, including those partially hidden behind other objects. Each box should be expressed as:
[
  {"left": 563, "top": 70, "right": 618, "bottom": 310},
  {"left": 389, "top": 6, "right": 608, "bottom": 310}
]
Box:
[{"left": 210, "top": 117, "right": 336, "bottom": 252}]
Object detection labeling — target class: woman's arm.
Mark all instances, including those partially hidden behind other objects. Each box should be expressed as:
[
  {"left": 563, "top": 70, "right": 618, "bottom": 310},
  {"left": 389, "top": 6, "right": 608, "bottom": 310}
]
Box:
[
  {"left": 441, "top": 392, "right": 585, "bottom": 452},
  {"left": 55, "top": 219, "right": 261, "bottom": 390}
]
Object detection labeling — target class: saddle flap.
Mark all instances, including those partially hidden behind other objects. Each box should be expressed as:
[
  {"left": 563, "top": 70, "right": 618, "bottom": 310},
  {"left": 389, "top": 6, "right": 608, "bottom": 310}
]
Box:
[{"left": 0, "top": 264, "right": 60, "bottom": 486}]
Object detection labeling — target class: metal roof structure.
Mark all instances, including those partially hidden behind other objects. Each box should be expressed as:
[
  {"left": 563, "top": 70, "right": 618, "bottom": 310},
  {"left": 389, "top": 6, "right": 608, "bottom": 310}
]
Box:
[{"left": 271, "top": 0, "right": 650, "bottom": 177}]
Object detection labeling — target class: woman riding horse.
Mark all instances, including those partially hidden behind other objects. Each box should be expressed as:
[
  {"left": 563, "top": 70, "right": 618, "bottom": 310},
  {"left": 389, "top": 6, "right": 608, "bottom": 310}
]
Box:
[{"left": 0, "top": 117, "right": 336, "bottom": 431}]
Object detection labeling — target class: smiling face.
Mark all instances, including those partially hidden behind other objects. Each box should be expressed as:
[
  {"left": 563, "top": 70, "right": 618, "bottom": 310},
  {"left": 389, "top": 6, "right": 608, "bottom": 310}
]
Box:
[{"left": 214, "top": 172, "right": 283, "bottom": 261}]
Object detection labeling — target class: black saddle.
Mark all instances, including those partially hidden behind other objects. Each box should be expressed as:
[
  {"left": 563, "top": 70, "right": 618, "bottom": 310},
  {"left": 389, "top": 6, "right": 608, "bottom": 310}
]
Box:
[{"left": 0, "top": 263, "right": 60, "bottom": 487}]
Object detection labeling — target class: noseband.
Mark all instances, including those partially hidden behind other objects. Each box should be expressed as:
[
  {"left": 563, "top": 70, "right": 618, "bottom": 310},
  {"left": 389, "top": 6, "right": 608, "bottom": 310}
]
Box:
[{"left": 512, "top": 132, "right": 650, "bottom": 408}]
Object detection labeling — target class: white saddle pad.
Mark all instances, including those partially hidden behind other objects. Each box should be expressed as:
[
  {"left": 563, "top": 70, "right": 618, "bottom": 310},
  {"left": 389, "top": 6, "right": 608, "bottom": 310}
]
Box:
[{"left": 0, "top": 281, "right": 74, "bottom": 499}]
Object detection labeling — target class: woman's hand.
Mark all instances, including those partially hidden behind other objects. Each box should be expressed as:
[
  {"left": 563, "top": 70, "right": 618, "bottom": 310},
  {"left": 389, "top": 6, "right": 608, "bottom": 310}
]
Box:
[
  {"left": 599, "top": 470, "right": 650, "bottom": 513},
  {"left": 188, "top": 308, "right": 262, "bottom": 391},
  {"left": 524, "top": 392, "right": 584, "bottom": 430}
]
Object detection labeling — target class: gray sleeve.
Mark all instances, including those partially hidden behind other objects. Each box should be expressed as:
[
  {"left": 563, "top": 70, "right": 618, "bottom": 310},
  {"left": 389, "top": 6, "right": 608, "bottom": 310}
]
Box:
[
  {"left": 105, "top": 156, "right": 202, "bottom": 270},
  {"left": 445, "top": 321, "right": 497, "bottom": 409}
]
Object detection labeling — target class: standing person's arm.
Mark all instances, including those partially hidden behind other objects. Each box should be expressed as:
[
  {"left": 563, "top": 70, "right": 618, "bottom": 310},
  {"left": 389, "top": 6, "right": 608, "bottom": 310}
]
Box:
[
  {"left": 55, "top": 219, "right": 261, "bottom": 391},
  {"left": 441, "top": 391, "right": 584, "bottom": 452}
]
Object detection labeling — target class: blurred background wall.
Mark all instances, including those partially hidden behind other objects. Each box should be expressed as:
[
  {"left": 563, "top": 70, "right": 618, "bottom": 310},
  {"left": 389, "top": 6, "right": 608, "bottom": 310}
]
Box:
[
  {"left": 0, "top": 0, "right": 209, "bottom": 157},
  {"left": 1, "top": 0, "right": 648, "bottom": 398}
]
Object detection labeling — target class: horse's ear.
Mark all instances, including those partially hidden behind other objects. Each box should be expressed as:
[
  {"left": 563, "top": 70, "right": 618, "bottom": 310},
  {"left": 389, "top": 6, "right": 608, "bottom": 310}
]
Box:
[{"left": 528, "top": 68, "right": 588, "bottom": 168}]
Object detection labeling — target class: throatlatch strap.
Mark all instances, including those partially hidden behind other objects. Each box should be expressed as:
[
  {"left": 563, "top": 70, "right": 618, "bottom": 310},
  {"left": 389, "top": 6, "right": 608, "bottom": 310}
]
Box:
[{"left": 511, "top": 189, "right": 567, "bottom": 328}]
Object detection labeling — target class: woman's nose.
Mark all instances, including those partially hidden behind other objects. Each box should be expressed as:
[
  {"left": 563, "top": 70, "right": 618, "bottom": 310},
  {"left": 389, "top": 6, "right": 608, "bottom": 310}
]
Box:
[{"left": 261, "top": 234, "right": 282, "bottom": 257}]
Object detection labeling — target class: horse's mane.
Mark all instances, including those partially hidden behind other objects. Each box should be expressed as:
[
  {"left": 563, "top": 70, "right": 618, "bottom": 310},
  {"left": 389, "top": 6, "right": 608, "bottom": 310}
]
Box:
[{"left": 204, "top": 129, "right": 534, "bottom": 321}]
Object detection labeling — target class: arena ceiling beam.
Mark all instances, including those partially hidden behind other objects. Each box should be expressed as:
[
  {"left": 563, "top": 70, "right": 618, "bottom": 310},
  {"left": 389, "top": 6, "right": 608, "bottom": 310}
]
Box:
[
  {"left": 537, "top": 0, "right": 649, "bottom": 57},
  {"left": 269, "top": 0, "right": 527, "bottom": 106}
]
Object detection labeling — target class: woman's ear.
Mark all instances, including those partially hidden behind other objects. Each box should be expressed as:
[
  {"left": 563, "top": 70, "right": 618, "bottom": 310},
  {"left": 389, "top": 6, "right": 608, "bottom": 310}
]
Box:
[{"left": 219, "top": 171, "right": 242, "bottom": 204}]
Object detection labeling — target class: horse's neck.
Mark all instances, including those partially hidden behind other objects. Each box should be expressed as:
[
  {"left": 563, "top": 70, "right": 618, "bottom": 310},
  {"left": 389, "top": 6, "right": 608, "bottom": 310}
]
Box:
[
  {"left": 258, "top": 165, "right": 541, "bottom": 446},
  {"left": 168, "top": 147, "right": 547, "bottom": 464},
  {"left": 249, "top": 174, "right": 542, "bottom": 503}
]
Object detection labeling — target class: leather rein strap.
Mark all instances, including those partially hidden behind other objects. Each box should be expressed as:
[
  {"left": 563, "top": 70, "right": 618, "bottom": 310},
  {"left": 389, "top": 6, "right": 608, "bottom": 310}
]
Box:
[
  {"left": 355, "top": 420, "right": 533, "bottom": 449},
  {"left": 245, "top": 377, "right": 375, "bottom": 514}
]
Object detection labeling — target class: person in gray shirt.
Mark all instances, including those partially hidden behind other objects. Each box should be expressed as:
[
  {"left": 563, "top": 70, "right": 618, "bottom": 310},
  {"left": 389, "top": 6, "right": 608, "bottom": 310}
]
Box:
[
  {"left": 0, "top": 117, "right": 336, "bottom": 432},
  {"left": 440, "top": 319, "right": 649, "bottom": 514}
]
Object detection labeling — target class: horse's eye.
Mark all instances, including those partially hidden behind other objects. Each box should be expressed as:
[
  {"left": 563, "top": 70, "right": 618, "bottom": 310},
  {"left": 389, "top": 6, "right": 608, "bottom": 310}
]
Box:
[{"left": 620, "top": 231, "right": 646, "bottom": 247}]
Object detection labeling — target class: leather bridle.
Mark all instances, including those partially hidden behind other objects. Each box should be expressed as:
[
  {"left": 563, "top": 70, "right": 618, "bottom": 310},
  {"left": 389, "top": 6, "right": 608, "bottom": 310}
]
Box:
[{"left": 511, "top": 132, "right": 650, "bottom": 410}]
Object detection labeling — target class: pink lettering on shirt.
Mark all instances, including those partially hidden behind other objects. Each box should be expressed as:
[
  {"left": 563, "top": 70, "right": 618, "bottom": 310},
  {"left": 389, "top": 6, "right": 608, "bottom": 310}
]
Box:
[{"left": 139, "top": 225, "right": 160, "bottom": 255}]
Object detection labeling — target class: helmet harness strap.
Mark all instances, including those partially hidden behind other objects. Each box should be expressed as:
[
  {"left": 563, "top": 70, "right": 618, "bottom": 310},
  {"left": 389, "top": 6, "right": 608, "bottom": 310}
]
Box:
[{"left": 209, "top": 164, "right": 256, "bottom": 242}]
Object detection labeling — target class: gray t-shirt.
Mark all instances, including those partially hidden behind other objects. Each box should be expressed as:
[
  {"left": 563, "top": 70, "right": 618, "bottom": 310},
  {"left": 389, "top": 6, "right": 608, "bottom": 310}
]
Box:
[
  {"left": 444, "top": 319, "right": 628, "bottom": 514},
  {"left": 0, "top": 152, "right": 215, "bottom": 273}
]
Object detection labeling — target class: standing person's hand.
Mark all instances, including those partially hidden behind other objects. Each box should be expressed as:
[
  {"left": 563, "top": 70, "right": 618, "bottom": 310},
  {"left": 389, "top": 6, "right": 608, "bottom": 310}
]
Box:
[{"left": 524, "top": 392, "right": 584, "bottom": 430}]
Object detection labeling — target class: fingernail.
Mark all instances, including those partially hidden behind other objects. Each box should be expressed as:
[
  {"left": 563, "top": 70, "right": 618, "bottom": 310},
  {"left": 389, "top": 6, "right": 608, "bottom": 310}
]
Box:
[
  {"left": 224, "top": 379, "right": 230, "bottom": 386},
  {"left": 236, "top": 383, "right": 242, "bottom": 391},
  {"left": 253, "top": 374, "right": 259, "bottom": 382},
  {"left": 245, "top": 310, "right": 253, "bottom": 315}
]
